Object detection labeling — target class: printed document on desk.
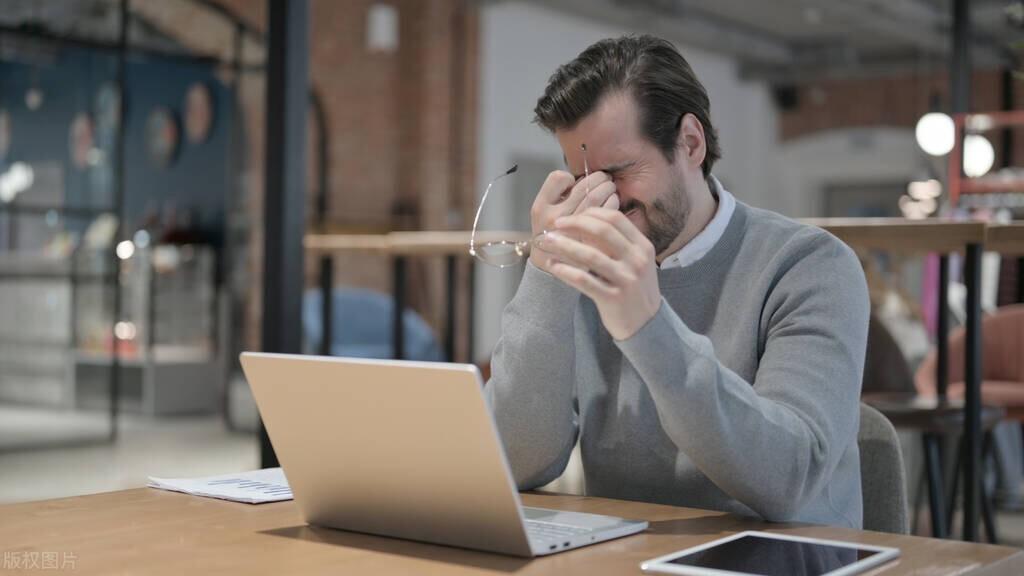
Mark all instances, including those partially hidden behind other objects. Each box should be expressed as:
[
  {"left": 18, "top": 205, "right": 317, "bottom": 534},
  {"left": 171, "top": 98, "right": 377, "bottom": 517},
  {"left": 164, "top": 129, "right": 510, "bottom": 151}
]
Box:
[{"left": 147, "top": 467, "right": 293, "bottom": 504}]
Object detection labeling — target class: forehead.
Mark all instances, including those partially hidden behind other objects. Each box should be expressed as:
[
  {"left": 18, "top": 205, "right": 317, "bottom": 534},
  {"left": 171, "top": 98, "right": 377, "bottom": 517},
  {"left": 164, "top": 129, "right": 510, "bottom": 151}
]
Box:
[
  {"left": 577, "top": 91, "right": 641, "bottom": 140},
  {"left": 555, "top": 92, "right": 647, "bottom": 171}
]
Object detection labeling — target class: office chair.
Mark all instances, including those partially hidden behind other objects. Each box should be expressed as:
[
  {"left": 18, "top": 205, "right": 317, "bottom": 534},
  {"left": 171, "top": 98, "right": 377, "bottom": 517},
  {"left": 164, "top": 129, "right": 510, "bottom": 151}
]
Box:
[
  {"left": 859, "top": 403, "right": 909, "bottom": 534},
  {"left": 302, "top": 287, "right": 444, "bottom": 361}
]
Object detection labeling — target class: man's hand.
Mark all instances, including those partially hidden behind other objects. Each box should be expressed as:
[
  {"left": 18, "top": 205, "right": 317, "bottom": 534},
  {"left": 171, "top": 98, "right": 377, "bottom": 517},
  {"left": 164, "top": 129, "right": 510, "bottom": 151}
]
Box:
[
  {"left": 542, "top": 207, "right": 661, "bottom": 341},
  {"left": 529, "top": 170, "right": 620, "bottom": 273}
]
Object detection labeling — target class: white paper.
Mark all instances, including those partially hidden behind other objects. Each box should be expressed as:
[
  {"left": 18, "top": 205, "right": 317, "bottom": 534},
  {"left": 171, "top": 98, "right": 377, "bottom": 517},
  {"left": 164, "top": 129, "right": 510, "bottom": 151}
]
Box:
[{"left": 147, "top": 467, "right": 292, "bottom": 504}]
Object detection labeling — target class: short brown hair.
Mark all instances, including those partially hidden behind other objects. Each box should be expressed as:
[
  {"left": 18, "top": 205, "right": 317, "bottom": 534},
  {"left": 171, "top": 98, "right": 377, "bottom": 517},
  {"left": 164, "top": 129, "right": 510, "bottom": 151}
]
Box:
[{"left": 534, "top": 35, "right": 721, "bottom": 178}]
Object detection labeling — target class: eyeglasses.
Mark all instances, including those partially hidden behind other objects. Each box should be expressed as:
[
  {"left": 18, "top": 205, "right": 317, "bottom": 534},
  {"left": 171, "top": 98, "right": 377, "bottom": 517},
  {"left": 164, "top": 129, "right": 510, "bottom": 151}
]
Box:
[
  {"left": 468, "top": 164, "right": 530, "bottom": 268},
  {"left": 468, "top": 144, "right": 590, "bottom": 268}
]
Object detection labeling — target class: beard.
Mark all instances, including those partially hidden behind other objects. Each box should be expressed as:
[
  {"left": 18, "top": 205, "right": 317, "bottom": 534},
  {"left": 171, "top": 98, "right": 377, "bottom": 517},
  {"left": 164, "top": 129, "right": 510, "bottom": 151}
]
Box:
[{"left": 620, "top": 176, "right": 690, "bottom": 255}]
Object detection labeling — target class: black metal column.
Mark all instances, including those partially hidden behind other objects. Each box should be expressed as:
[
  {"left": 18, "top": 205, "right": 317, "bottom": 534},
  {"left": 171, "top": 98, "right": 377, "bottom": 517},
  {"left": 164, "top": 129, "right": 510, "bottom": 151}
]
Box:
[
  {"left": 109, "top": 0, "right": 129, "bottom": 441},
  {"left": 1002, "top": 69, "right": 1015, "bottom": 169},
  {"left": 1018, "top": 257, "right": 1024, "bottom": 303},
  {"left": 260, "top": 0, "right": 309, "bottom": 468},
  {"left": 392, "top": 257, "right": 406, "bottom": 360},
  {"left": 222, "top": 21, "right": 244, "bottom": 431},
  {"left": 319, "top": 255, "right": 333, "bottom": 356},
  {"left": 445, "top": 255, "right": 457, "bottom": 361},
  {"left": 467, "top": 259, "right": 476, "bottom": 364},
  {"left": 963, "top": 243, "right": 983, "bottom": 541},
  {"left": 950, "top": 0, "right": 979, "bottom": 542},
  {"left": 937, "top": 255, "right": 950, "bottom": 399},
  {"left": 312, "top": 89, "right": 332, "bottom": 358},
  {"left": 924, "top": 434, "right": 949, "bottom": 539},
  {"left": 951, "top": 0, "right": 971, "bottom": 118}
]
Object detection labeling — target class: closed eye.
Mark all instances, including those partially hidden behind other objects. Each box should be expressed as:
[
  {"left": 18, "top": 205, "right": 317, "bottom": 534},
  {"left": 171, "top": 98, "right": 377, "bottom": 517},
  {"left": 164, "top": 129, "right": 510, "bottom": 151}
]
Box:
[{"left": 599, "top": 161, "right": 636, "bottom": 180}]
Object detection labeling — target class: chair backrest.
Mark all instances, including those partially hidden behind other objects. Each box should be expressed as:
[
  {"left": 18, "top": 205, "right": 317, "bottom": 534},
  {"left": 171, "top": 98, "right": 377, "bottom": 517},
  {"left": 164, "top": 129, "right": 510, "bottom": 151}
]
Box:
[
  {"left": 862, "top": 314, "right": 916, "bottom": 395},
  {"left": 858, "top": 403, "right": 909, "bottom": 534},
  {"left": 302, "top": 287, "right": 444, "bottom": 361},
  {"left": 915, "top": 304, "right": 1024, "bottom": 395}
]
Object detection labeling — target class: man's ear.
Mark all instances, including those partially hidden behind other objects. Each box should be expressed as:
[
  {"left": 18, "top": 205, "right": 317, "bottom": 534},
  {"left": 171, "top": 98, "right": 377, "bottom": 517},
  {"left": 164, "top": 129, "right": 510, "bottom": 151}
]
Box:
[{"left": 676, "top": 113, "right": 706, "bottom": 170}]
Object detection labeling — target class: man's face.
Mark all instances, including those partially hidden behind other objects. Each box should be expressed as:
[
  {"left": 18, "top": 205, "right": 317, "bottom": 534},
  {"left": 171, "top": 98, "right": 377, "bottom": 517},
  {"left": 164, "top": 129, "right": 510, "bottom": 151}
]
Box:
[{"left": 555, "top": 92, "right": 691, "bottom": 255}]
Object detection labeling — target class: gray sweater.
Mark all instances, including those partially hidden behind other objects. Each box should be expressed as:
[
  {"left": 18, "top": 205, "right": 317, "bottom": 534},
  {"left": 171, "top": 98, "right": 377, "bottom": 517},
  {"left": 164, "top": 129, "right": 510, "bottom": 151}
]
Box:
[{"left": 485, "top": 200, "right": 869, "bottom": 528}]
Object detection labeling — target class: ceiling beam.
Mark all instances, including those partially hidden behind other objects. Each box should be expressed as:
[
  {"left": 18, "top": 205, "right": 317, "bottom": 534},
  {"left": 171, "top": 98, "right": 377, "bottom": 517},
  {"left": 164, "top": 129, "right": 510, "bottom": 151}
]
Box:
[
  {"left": 740, "top": 54, "right": 953, "bottom": 84},
  {"left": 515, "top": 0, "right": 794, "bottom": 66},
  {"left": 526, "top": 0, "right": 1013, "bottom": 85},
  {"left": 822, "top": 0, "right": 1007, "bottom": 67}
]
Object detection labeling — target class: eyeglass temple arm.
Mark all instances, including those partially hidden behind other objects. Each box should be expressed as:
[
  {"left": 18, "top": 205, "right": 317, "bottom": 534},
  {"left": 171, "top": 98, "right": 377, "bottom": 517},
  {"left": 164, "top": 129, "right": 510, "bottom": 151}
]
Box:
[
  {"left": 469, "top": 164, "right": 518, "bottom": 255},
  {"left": 581, "top": 143, "right": 590, "bottom": 195}
]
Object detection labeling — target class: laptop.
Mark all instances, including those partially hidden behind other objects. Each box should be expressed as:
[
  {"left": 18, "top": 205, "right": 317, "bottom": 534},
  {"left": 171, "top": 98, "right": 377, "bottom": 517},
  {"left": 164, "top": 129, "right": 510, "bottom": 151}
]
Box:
[{"left": 240, "top": 352, "right": 648, "bottom": 557}]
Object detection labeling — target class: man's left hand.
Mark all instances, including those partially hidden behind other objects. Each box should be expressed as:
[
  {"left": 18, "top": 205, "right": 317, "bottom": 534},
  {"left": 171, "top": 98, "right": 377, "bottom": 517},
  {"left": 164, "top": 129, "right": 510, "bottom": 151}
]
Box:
[{"left": 541, "top": 207, "right": 662, "bottom": 341}]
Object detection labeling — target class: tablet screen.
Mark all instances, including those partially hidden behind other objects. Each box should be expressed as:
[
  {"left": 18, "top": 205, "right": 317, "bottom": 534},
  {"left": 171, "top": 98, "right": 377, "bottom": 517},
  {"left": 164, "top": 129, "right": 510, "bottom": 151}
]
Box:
[{"left": 665, "top": 534, "right": 878, "bottom": 576}]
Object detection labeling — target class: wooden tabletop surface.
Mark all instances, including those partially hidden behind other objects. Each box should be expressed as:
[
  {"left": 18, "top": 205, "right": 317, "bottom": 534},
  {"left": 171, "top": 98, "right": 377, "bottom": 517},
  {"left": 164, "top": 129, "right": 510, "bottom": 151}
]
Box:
[
  {"left": 984, "top": 223, "right": 1024, "bottom": 255},
  {"left": 1, "top": 488, "right": 1021, "bottom": 575},
  {"left": 304, "top": 231, "right": 532, "bottom": 256},
  {"left": 802, "top": 219, "right": 988, "bottom": 253},
  {"left": 304, "top": 220, "right": 999, "bottom": 257}
]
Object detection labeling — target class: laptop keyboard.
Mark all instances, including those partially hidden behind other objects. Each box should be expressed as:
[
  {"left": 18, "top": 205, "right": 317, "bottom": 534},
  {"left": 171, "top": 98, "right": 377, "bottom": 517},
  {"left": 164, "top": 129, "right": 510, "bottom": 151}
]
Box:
[{"left": 525, "top": 519, "right": 593, "bottom": 543}]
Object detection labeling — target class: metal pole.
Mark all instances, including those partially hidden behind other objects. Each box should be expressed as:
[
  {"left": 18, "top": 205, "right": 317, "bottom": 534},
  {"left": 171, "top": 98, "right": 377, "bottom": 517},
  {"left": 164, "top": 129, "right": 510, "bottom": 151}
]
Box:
[
  {"left": 311, "top": 88, "right": 332, "bottom": 357},
  {"left": 951, "top": 0, "right": 971, "bottom": 117},
  {"left": 1002, "top": 69, "right": 1014, "bottom": 169},
  {"left": 924, "top": 434, "right": 948, "bottom": 539},
  {"left": 109, "top": 0, "right": 129, "bottom": 442},
  {"left": 445, "top": 255, "right": 457, "bottom": 361},
  {"left": 392, "top": 257, "right": 406, "bottom": 360},
  {"left": 1017, "top": 257, "right": 1024, "bottom": 304},
  {"left": 221, "top": 21, "right": 244, "bottom": 432},
  {"left": 963, "top": 243, "right": 983, "bottom": 541},
  {"left": 937, "top": 255, "right": 949, "bottom": 400},
  {"left": 319, "top": 255, "right": 333, "bottom": 356},
  {"left": 468, "top": 259, "right": 476, "bottom": 364},
  {"left": 950, "top": 0, "right": 980, "bottom": 542},
  {"left": 260, "top": 0, "right": 309, "bottom": 469},
  {"left": 312, "top": 90, "right": 329, "bottom": 226}
]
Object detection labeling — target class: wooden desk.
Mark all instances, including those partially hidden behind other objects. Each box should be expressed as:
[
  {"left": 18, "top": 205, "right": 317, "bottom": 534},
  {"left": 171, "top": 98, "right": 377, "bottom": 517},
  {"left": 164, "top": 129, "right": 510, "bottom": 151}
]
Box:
[{"left": 2, "top": 489, "right": 1022, "bottom": 575}]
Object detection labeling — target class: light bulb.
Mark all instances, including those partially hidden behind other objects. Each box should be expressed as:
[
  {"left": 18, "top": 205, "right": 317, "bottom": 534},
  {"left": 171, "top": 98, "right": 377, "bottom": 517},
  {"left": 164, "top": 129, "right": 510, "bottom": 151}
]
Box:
[
  {"left": 116, "top": 240, "right": 135, "bottom": 260},
  {"left": 915, "top": 112, "right": 955, "bottom": 156},
  {"left": 114, "top": 321, "right": 137, "bottom": 341},
  {"left": 963, "top": 134, "right": 995, "bottom": 178}
]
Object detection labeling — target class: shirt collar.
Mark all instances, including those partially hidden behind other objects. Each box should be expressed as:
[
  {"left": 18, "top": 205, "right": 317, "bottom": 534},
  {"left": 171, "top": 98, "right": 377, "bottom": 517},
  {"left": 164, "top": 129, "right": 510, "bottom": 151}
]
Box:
[{"left": 658, "top": 175, "right": 736, "bottom": 270}]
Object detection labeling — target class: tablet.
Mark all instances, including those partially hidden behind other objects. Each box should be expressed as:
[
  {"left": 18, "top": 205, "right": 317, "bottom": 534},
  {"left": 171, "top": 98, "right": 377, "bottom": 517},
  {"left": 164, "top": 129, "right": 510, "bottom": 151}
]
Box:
[{"left": 640, "top": 531, "right": 900, "bottom": 576}]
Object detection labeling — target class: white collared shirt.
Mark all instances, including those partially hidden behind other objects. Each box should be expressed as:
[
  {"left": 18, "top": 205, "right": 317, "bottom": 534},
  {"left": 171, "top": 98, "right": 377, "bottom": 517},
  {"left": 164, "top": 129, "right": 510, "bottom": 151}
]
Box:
[{"left": 659, "top": 175, "right": 735, "bottom": 270}]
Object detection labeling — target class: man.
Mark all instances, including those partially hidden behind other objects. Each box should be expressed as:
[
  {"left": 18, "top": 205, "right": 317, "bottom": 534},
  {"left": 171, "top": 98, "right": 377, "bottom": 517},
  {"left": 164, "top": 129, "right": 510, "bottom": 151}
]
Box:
[{"left": 484, "top": 35, "right": 869, "bottom": 528}]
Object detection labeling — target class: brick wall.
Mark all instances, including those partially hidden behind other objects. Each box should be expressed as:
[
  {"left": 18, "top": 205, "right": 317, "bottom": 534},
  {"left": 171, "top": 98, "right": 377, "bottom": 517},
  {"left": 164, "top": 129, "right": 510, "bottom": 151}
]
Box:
[
  {"left": 779, "top": 69, "right": 1024, "bottom": 167},
  {"left": 140, "top": 0, "right": 478, "bottom": 355}
]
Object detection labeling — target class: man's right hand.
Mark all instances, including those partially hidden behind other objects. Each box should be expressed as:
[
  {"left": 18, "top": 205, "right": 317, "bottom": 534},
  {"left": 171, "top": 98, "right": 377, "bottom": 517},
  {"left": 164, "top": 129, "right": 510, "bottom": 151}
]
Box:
[{"left": 529, "top": 170, "right": 619, "bottom": 273}]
